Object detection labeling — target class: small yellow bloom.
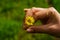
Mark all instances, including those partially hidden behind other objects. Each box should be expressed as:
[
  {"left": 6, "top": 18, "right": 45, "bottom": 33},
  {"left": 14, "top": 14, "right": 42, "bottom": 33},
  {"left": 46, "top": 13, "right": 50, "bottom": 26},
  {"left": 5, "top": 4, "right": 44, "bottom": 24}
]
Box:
[{"left": 25, "top": 16, "right": 35, "bottom": 25}]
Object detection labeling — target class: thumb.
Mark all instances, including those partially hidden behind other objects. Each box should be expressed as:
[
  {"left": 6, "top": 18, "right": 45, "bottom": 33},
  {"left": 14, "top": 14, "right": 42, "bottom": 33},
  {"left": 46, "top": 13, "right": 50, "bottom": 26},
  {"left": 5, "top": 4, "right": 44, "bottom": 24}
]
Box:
[{"left": 26, "top": 24, "right": 50, "bottom": 33}]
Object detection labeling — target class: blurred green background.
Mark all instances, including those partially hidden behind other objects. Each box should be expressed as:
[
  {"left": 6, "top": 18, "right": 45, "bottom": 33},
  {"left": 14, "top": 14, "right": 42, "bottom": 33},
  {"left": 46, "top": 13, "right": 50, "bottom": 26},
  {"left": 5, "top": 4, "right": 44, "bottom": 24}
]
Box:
[{"left": 0, "top": 0, "right": 60, "bottom": 40}]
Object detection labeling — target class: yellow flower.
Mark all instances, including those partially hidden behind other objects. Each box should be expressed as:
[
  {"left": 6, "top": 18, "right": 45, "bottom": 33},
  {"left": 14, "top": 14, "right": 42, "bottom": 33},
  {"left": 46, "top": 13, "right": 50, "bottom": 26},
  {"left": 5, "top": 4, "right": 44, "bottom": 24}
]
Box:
[{"left": 25, "top": 16, "right": 35, "bottom": 25}]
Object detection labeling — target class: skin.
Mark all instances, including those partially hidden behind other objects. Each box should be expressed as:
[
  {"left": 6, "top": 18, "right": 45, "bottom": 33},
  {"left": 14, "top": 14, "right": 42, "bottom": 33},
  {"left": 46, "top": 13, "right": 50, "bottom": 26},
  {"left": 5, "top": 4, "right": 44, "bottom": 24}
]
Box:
[{"left": 23, "top": 7, "right": 60, "bottom": 38}]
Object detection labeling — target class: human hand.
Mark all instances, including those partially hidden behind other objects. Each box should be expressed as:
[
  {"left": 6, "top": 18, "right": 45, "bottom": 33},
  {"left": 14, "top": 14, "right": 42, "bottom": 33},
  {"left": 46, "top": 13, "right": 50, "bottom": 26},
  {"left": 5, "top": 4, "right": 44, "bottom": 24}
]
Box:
[
  {"left": 23, "top": 7, "right": 49, "bottom": 29},
  {"left": 24, "top": 7, "right": 60, "bottom": 37}
]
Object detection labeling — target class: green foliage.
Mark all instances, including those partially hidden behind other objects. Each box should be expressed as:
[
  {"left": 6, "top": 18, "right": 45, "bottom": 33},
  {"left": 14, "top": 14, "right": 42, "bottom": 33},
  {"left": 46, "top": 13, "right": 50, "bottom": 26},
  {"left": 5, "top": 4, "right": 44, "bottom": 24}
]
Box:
[
  {"left": 53, "top": 0, "right": 60, "bottom": 12},
  {"left": 0, "top": 0, "right": 59, "bottom": 40}
]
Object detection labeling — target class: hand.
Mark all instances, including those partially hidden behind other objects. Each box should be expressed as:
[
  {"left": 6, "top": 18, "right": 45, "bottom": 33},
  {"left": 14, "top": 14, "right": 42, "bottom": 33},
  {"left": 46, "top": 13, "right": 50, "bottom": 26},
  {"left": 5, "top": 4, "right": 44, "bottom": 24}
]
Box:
[
  {"left": 23, "top": 7, "right": 49, "bottom": 29},
  {"left": 24, "top": 7, "right": 60, "bottom": 37}
]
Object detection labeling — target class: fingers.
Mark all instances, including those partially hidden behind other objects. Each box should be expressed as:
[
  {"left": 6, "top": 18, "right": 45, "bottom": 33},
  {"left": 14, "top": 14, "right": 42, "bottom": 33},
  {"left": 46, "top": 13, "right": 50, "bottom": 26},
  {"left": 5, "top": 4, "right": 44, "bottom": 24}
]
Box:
[
  {"left": 26, "top": 24, "right": 51, "bottom": 33},
  {"left": 24, "top": 8, "right": 31, "bottom": 13},
  {"left": 31, "top": 7, "right": 48, "bottom": 14},
  {"left": 31, "top": 7, "right": 51, "bottom": 20},
  {"left": 26, "top": 24, "right": 59, "bottom": 36},
  {"left": 32, "top": 7, "right": 47, "bottom": 11},
  {"left": 24, "top": 7, "right": 47, "bottom": 13},
  {"left": 26, "top": 26, "right": 47, "bottom": 33}
]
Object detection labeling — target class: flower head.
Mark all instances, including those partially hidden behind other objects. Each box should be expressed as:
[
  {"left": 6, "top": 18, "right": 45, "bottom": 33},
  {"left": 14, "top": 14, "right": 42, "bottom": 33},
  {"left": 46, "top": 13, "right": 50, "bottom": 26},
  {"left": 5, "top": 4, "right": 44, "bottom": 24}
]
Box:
[{"left": 25, "top": 16, "right": 35, "bottom": 25}]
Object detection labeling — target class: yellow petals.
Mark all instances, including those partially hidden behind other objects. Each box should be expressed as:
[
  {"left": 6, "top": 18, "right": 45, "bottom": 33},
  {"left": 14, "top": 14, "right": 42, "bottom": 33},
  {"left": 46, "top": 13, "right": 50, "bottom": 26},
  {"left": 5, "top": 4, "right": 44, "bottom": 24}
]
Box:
[{"left": 25, "top": 16, "right": 35, "bottom": 25}]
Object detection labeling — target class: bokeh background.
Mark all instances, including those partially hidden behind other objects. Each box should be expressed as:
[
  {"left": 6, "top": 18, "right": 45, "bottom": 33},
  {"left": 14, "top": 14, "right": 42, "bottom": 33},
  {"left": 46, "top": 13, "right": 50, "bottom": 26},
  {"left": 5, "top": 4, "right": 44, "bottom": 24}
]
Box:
[{"left": 0, "top": 0, "right": 60, "bottom": 40}]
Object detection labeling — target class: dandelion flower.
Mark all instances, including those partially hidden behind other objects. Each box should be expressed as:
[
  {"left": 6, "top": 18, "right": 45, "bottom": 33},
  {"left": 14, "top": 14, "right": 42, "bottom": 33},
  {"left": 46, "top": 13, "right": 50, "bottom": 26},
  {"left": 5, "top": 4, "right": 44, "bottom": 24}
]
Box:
[{"left": 25, "top": 16, "right": 35, "bottom": 25}]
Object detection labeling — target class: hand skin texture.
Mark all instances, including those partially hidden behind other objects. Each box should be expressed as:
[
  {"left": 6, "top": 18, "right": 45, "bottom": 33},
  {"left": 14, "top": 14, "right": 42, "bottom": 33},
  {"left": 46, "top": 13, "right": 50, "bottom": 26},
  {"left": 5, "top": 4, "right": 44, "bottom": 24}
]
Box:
[{"left": 23, "top": 7, "right": 60, "bottom": 38}]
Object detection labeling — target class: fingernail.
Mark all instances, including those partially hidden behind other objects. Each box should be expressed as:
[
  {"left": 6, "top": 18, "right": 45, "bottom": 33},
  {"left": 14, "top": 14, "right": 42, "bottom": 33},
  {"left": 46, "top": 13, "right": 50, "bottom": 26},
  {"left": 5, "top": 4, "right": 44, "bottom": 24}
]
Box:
[{"left": 27, "top": 29, "right": 31, "bottom": 32}]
